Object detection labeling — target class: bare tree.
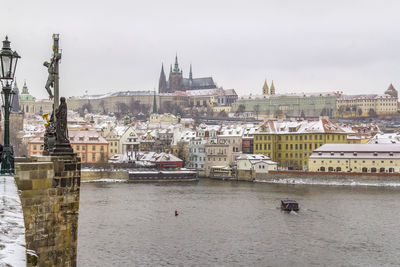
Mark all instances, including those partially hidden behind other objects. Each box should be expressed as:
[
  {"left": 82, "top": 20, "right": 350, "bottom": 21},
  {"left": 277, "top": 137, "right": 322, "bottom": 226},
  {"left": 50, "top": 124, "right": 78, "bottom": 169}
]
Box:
[{"left": 254, "top": 104, "right": 260, "bottom": 119}]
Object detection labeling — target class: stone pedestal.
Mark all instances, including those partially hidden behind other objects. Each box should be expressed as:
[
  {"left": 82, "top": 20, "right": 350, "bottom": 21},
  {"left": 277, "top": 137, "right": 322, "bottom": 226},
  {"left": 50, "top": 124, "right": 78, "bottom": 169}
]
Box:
[{"left": 14, "top": 155, "right": 81, "bottom": 267}]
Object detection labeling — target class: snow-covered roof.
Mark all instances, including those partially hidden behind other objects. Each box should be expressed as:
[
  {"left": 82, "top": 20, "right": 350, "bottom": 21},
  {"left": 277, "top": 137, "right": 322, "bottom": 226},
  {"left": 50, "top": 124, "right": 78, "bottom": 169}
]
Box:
[
  {"left": 256, "top": 119, "right": 351, "bottom": 134},
  {"left": 368, "top": 133, "right": 400, "bottom": 144}
]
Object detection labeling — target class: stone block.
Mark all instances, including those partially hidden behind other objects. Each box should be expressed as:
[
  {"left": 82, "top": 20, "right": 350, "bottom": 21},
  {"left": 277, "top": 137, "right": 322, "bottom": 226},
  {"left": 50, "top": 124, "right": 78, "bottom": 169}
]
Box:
[
  {"left": 17, "top": 179, "right": 33, "bottom": 190},
  {"left": 32, "top": 179, "right": 53, "bottom": 190}
]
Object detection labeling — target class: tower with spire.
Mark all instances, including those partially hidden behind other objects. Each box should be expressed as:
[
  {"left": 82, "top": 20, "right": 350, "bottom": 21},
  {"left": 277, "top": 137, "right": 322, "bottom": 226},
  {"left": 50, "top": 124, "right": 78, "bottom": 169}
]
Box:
[
  {"left": 262, "top": 80, "right": 269, "bottom": 95},
  {"left": 270, "top": 80, "right": 276, "bottom": 95},
  {"left": 11, "top": 81, "right": 22, "bottom": 113},
  {"left": 168, "top": 54, "right": 183, "bottom": 92},
  {"left": 158, "top": 63, "right": 167, "bottom": 93}
]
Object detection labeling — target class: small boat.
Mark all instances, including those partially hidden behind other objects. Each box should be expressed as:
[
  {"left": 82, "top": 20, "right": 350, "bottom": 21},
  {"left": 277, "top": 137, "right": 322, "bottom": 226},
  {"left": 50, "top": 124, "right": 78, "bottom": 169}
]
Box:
[{"left": 281, "top": 200, "right": 299, "bottom": 212}]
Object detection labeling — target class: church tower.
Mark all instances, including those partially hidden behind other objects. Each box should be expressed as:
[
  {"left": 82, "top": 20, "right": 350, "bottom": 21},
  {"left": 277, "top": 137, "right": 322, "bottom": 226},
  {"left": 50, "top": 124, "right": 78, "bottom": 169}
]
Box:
[
  {"left": 168, "top": 54, "right": 183, "bottom": 92},
  {"left": 270, "top": 80, "right": 276, "bottom": 95},
  {"left": 158, "top": 63, "right": 167, "bottom": 93},
  {"left": 11, "top": 81, "right": 22, "bottom": 113},
  {"left": 262, "top": 80, "right": 269, "bottom": 95}
]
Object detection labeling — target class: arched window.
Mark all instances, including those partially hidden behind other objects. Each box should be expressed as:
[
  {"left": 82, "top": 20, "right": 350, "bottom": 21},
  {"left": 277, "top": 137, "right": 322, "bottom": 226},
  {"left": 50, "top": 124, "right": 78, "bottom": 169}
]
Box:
[
  {"left": 389, "top": 168, "right": 394, "bottom": 173},
  {"left": 328, "top": 167, "right": 334, "bottom": 172},
  {"left": 320, "top": 167, "right": 325, "bottom": 172},
  {"left": 336, "top": 167, "right": 341, "bottom": 172},
  {"left": 379, "top": 168, "right": 385, "bottom": 173},
  {"left": 362, "top": 167, "right": 368, "bottom": 173},
  {"left": 371, "top": 168, "right": 377, "bottom": 173}
]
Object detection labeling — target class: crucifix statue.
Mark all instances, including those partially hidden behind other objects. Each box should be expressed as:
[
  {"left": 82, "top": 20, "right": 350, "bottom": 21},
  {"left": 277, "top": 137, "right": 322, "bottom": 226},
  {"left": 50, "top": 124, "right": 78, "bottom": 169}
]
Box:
[{"left": 43, "top": 34, "right": 73, "bottom": 155}]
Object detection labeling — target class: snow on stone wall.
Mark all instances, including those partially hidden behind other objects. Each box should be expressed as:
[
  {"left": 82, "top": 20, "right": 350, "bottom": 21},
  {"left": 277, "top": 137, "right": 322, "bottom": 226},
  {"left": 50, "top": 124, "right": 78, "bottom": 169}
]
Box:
[{"left": 0, "top": 176, "right": 26, "bottom": 267}]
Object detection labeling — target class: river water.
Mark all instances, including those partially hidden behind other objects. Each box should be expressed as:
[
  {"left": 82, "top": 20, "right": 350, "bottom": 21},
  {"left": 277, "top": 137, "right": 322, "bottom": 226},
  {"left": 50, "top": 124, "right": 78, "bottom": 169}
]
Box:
[{"left": 77, "top": 179, "right": 400, "bottom": 266}]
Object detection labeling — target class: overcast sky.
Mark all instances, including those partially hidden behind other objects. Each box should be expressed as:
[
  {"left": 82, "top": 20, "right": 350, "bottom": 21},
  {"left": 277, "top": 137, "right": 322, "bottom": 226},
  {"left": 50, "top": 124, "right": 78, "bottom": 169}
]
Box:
[{"left": 1, "top": 0, "right": 400, "bottom": 99}]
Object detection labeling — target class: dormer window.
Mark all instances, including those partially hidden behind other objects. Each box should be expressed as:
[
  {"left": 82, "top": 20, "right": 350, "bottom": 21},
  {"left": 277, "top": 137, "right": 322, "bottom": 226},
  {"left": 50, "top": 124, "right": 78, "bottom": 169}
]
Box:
[
  {"left": 330, "top": 152, "right": 334, "bottom": 156},
  {"left": 389, "top": 152, "right": 393, "bottom": 156},
  {"left": 318, "top": 152, "right": 322, "bottom": 156},
  {"left": 373, "top": 152, "right": 378, "bottom": 156},
  {"left": 353, "top": 152, "right": 357, "bottom": 156},
  {"left": 340, "top": 152, "right": 344, "bottom": 156}
]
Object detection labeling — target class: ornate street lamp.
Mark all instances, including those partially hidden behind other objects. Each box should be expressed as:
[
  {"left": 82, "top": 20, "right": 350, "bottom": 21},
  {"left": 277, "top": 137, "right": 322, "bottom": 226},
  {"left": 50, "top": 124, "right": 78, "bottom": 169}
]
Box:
[{"left": 0, "top": 36, "right": 20, "bottom": 174}]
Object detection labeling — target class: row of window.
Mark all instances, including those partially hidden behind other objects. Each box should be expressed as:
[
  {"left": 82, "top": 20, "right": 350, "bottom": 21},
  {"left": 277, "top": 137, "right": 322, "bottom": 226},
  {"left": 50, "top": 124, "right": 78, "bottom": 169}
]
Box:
[
  {"left": 255, "top": 143, "right": 322, "bottom": 151},
  {"left": 318, "top": 167, "right": 395, "bottom": 173},
  {"left": 315, "top": 160, "right": 394, "bottom": 164},
  {"left": 255, "top": 134, "right": 345, "bottom": 141}
]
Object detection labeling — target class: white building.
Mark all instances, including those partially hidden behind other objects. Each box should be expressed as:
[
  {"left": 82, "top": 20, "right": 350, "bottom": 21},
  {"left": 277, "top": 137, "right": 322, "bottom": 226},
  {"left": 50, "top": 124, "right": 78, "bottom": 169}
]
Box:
[{"left": 309, "top": 144, "right": 400, "bottom": 173}]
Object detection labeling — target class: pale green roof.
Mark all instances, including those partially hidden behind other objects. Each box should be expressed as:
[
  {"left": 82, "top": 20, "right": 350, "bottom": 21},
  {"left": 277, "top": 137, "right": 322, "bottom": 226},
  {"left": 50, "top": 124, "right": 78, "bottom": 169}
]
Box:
[{"left": 19, "top": 94, "right": 36, "bottom": 101}]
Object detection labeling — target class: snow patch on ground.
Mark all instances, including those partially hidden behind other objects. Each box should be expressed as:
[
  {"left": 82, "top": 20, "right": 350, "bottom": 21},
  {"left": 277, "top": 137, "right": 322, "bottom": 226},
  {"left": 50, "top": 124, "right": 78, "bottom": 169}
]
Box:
[
  {"left": 255, "top": 178, "right": 400, "bottom": 187},
  {"left": 82, "top": 179, "right": 127, "bottom": 183},
  {"left": 0, "top": 176, "right": 26, "bottom": 267}
]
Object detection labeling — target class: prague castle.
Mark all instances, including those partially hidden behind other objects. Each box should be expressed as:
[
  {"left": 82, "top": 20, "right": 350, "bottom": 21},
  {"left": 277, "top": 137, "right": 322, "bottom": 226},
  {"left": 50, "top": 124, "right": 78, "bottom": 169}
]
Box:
[{"left": 158, "top": 55, "right": 217, "bottom": 93}]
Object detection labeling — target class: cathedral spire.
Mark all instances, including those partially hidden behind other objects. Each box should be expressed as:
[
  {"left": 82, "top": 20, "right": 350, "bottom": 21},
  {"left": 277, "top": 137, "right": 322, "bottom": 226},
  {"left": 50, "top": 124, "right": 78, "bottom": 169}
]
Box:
[
  {"left": 189, "top": 64, "right": 193, "bottom": 80},
  {"left": 262, "top": 79, "right": 269, "bottom": 95},
  {"left": 173, "top": 53, "right": 180, "bottom": 73},
  {"left": 270, "top": 80, "right": 276, "bottom": 95},
  {"left": 158, "top": 63, "right": 167, "bottom": 93},
  {"left": 11, "top": 80, "right": 22, "bottom": 113}
]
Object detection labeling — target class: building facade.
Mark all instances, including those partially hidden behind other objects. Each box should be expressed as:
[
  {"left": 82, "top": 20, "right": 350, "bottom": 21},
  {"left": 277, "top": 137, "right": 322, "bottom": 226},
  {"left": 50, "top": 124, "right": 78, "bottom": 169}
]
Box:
[
  {"left": 28, "top": 130, "right": 108, "bottom": 163},
  {"left": 253, "top": 119, "right": 349, "bottom": 170},
  {"left": 232, "top": 92, "right": 337, "bottom": 118},
  {"left": 337, "top": 84, "right": 398, "bottom": 118},
  {"left": 309, "top": 144, "right": 400, "bottom": 173}
]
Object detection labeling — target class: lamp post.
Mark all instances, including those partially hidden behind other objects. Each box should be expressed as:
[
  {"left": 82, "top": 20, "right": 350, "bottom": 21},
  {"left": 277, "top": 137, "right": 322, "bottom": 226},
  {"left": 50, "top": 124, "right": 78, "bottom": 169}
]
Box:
[{"left": 0, "top": 36, "right": 20, "bottom": 175}]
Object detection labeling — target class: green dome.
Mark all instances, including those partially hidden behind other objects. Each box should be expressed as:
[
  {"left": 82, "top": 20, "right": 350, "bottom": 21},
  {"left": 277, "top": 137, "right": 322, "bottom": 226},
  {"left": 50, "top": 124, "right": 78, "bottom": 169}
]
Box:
[{"left": 19, "top": 94, "right": 36, "bottom": 101}]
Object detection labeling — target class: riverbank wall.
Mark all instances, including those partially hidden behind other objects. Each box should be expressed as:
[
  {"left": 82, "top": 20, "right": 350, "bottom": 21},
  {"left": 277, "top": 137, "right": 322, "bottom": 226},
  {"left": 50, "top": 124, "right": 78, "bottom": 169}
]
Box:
[
  {"left": 81, "top": 169, "right": 128, "bottom": 181},
  {"left": 254, "top": 171, "right": 400, "bottom": 182},
  {"left": 14, "top": 155, "right": 81, "bottom": 267}
]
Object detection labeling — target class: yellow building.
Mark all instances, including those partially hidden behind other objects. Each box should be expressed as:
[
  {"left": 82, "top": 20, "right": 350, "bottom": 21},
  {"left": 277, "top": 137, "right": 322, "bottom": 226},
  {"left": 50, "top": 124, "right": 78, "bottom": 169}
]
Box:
[
  {"left": 337, "top": 85, "right": 398, "bottom": 118},
  {"left": 28, "top": 130, "right": 108, "bottom": 163},
  {"left": 309, "top": 144, "right": 400, "bottom": 173},
  {"left": 253, "top": 119, "right": 349, "bottom": 170}
]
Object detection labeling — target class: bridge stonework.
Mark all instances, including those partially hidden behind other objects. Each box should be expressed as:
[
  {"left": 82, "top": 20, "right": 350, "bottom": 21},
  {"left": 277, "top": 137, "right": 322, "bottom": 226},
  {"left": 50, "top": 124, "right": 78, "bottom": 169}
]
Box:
[{"left": 14, "top": 155, "right": 81, "bottom": 267}]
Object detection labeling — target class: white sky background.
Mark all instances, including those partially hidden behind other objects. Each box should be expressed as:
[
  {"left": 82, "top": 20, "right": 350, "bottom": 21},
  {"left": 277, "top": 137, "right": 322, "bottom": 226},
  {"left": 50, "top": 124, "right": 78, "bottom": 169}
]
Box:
[{"left": 1, "top": 0, "right": 400, "bottom": 99}]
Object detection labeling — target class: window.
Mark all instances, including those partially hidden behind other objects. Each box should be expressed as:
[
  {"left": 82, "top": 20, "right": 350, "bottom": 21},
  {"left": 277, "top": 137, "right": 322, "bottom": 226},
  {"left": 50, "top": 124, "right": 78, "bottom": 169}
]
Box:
[
  {"left": 92, "top": 154, "right": 96, "bottom": 161},
  {"left": 92, "top": 146, "right": 96, "bottom": 151},
  {"left": 264, "top": 144, "right": 267, "bottom": 150},
  {"left": 33, "top": 145, "right": 37, "bottom": 150},
  {"left": 76, "top": 146, "right": 80, "bottom": 151},
  {"left": 278, "top": 144, "right": 281, "bottom": 150},
  {"left": 101, "top": 146, "right": 104, "bottom": 151},
  {"left": 82, "top": 146, "right": 86, "bottom": 151}
]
